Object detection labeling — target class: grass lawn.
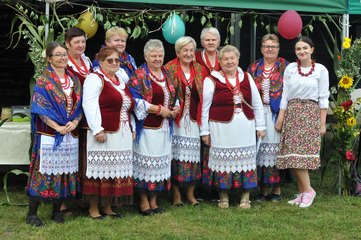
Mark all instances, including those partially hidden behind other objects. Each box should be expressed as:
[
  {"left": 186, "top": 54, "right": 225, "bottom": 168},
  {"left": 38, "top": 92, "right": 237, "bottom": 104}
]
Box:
[{"left": 1, "top": 162, "right": 361, "bottom": 240}]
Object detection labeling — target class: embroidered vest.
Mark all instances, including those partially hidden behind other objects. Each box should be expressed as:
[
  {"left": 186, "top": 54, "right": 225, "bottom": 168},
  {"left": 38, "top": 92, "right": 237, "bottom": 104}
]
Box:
[
  {"left": 143, "top": 81, "right": 168, "bottom": 128},
  {"left": 209, "top": 73, "right": 254, "bottom": 122},
  {"left": 83, "top": 73, "right": 135, "bottom": 132},
  {"left": 180, "top": 81, "right": 199, "bottom": 122}
]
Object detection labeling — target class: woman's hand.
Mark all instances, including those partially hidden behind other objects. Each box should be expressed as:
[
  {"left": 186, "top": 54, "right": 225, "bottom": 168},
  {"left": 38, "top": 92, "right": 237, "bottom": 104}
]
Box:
[
  {"left": 275, "top": 109, "right": 285, "bottom": 132},
  {"left": 202, "top": 135, "right": 211, "bottom": 146},
  {"left": 160, "top": 106, "right": 172, "bottom": 118},
  {"left": 132, "top": 132, "right": 136, "bottom": 140},
  {"left": 95, "top": 131, "right": 107, "bottom": 143},
  {"left": 320, "top": 123, "right": 326, "bottom": 136},
  {"left": 275, "top": 119, "right": 283, "bottom": 132},
  {"left": 171, "top": 106, "right": 180, "bottom": 119},
  {"left": 257, "top": 130, "right": 266, "bottom": 139},
  {"left": 56, "top": 126, "right": 68, "bottom": 135},
  {"left": 65, "top": 121, "right": 77, "bottom": 133}
]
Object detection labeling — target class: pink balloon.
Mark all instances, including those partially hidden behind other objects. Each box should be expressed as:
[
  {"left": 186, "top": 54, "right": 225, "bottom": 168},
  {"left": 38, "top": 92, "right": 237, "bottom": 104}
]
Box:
[{"left": 278, "top": 10, "right": 303, "bottom": 40}]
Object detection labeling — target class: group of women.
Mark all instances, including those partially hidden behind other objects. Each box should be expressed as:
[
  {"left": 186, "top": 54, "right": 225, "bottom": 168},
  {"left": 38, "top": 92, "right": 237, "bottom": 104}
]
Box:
[{"left": 25, "top": 25, "right": 329, "bottom": 226}]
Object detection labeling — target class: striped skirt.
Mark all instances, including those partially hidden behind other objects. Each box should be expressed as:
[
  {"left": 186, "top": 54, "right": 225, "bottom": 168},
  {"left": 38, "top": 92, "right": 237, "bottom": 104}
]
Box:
[{"left": 276, "top": 99, "right": 321, "bottom": 170}]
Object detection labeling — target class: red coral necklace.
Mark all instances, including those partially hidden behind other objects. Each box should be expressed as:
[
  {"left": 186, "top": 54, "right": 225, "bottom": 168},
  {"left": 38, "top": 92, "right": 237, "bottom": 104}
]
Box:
[
  {"left": 297, "top": 59, "right": 315, "bottom": 77},
  {"left": 149, "top": 69, "right": 166, "bottom": 82},
  {"left": 100, "top": 69, "right": 120, "bottom": 86},
  {"left": 68, "top": 55, "right": 89, "bottom": 77}
]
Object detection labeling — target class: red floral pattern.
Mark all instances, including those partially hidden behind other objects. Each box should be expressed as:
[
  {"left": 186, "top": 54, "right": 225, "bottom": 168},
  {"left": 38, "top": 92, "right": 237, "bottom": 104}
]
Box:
[{"left": 276, "top": 99, "right": 321, "bottom": 169}]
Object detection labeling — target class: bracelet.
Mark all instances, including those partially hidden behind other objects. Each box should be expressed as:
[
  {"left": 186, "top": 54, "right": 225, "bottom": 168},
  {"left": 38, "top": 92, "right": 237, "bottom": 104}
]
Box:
[{"left": 156, "top": 104, "right": 162, "bottom": 116}]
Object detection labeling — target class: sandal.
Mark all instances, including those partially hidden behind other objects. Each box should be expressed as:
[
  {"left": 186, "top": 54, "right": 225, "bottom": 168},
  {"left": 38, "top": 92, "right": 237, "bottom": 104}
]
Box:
[
  {"left": 217, "top": 200, "right": 229, "bottom": 209},
  {"left": 239, "top": 200, "right": 251, "bottom": 209}
]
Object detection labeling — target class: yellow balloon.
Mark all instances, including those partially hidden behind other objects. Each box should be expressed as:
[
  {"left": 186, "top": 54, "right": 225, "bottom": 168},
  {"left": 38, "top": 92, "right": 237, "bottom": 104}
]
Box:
[{"left": 76, "top": 11, "right": 98, "bottom": 38}]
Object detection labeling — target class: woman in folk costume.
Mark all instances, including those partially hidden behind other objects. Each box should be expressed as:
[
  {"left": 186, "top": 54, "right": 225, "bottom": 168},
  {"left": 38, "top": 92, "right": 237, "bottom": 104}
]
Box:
[
  {"left": 195, "top": 27, "right": 221, "bottom": 75},
  {"left": 128, "top": 39, "right": 180, "bottom": 215},
  {"left": 247, "top": 34, "right": 289, "bottom": 202},
  {"left": 165, "top": 36, "right": 207, "bottom": 206},
  {"left": 62, "top": 27, "right": 93, "bottom": 214},
  {"left": 275, "top": 36, "right": 329, "bottom": 208},
  {"left": 65, "top": 27, "right": 93, "bottom": 85},
  {"left": 93, "top": 26, "right": 137, "bottom": 78},
  {"left": 26, "top": 42, "right": 82, "bottom": 226},
  {"left": 200, "top": 45, "right": 266, "bottom": 209},
  {"left": 82, "top": 46, "right": 135, "bottom": 219},
  {"left": 195, "top": 27, "right": 222, "bottom": 196}
]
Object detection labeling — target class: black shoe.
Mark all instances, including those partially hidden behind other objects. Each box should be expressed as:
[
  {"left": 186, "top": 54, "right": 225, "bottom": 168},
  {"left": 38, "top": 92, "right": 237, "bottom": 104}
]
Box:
[
  {"left": 26, "top": 214, "right": 44, "bottom": 227},
  {"left": 89, "top": 214, "right": 105, "bottom": 220},
  {"left": 105, "top": 212, "right": 123, "bottom": 218},
  {"left": 267, "top": 194, "right": 282, "bottom": 202},
  {"left": 255, "top": 194, "right": 267, "bottom": 202},
  {"left": 51, "top": 212, "right": 65, "bottom": 224},
  {"left": 172, "top": 202, "right": 184, "bottom": 207},
  {"left": 139, "top": 208, "right": 154, "bottom": 216},
  {"left": 152, "top": 207, "right": 164, "bottom": 214}
]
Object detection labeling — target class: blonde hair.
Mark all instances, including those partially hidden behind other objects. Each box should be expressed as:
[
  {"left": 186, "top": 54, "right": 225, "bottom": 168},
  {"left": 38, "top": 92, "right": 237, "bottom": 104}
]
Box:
[
  {"left": 218, "top": 45, "right": 240, "bottom": 60},
  {"left": 175, "top": 36, "right": 196, "bottom": 53},
  {"left": 261, "top": 34, "right": 279, "bottom": 44},
  {"left": 105, "top": 26, "right": 128, "bottom": 42}
]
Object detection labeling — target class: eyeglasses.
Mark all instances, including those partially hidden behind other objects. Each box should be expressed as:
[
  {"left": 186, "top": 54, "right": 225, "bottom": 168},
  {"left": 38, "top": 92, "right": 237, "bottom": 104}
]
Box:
[
  {"left": 105, "top": 58, "right": 121, "bottom": 64},
  {"left": 51, "top": 53, "right": 68, "bottom": 58},
  {"left": 262, "top": 45, "right": 279, "bottom": 50}
]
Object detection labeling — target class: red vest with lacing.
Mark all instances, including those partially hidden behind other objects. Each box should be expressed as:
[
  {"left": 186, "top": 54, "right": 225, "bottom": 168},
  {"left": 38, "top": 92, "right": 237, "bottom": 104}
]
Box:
[{"left": 209, "top": 73, "right": 254, "bottom": 122}]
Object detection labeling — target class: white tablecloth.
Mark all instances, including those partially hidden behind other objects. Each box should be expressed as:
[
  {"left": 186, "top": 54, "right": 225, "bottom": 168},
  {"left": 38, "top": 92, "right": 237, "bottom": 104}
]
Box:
[{"left": 0, "top": 121, "right": 31, "bottom": 165}]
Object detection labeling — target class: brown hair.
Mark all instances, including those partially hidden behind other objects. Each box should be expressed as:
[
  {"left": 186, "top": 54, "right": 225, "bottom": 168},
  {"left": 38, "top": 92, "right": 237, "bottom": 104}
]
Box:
[
  {"left": 65, "top": 27, "right": 86, "bottom": 43},
  {"left": 95, "top": 46, "right": 120, "bottom": 61}
]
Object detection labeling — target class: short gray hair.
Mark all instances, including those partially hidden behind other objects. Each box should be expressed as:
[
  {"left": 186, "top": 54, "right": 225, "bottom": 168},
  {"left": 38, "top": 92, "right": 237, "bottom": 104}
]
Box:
[
  {"left": 144, "top": 39, "right": 164, "bottom": 56},
  {"left": 218, "top": 45, "right": 240, "bottom": 60},
  {"left": 261, "top": 34, "right": 279, "bottom": 44},
  {"left": 175, "top": 36, "right": 196, "bottom": 53},
  {"left": 200, "top": 27, "right": 220, "bottom": 42}
]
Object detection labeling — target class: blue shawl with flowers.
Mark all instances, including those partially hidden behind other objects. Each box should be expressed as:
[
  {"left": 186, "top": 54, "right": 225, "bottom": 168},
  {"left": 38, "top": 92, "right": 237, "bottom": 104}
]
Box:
[
  {"left": 31, "top": 66, "right": 82, "bottom": 149},
  {"left": 247, "top": 57, "right": 289, "bottom": 121}
]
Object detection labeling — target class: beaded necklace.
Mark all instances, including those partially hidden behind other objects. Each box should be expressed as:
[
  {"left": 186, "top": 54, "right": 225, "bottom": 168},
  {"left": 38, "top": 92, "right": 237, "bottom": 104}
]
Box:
[
  {"left": 52, "top": 71, "right": 70, "bottom": 90},
  {"left": 68, "top": 55, "right": 89, "bottom": 77},
  {"left": 100, "top": 69, "right": 120, "bottom": 86},
  {"left": 297, "top": 59, "right": 315, "bottom": 77},
  {"left": 149, "top": 69, "right": 166, "bottom": 82}
]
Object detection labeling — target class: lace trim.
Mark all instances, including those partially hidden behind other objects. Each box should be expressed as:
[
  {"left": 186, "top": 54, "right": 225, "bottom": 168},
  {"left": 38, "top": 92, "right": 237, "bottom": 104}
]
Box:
[
  {"left": 39, "top": 141, "right": 78, "bottom": 175},
  {"left": 134, "top": 99, "right": 149, "bottom": 120},
  {"left": 209, "top": 145, "right": 256, "bottom": 173},
  {"left": 257, "top": 142, "right": 279, "bottom": 167},
  {"left": 133, "top": 151, "right": 171, "bottom": 182},
  {"left": 86, "top": 149, "right": 133, "bottom": 179},
  {"left": 172, "top": 135, "right": 200, "bottom": 163}
]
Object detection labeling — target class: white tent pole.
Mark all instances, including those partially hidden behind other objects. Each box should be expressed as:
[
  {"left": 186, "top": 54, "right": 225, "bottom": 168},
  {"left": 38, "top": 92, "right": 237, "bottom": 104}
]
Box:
[
  {"left": 342, "top": 13, "right": 349, "bottom": 40},
  {"left": 45, "top": 1, "right": 49, "bottom": 40}
]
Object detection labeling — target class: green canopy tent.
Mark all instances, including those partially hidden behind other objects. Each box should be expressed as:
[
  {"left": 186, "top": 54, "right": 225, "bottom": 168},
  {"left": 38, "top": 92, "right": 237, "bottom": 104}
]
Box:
[
  {"left": 348, "top": 0, "right": 361, "bottom": 14},
  {"left": 106, "top": 0, "right": 346, "bottom": 14},
  {"left": 105, "top": 0, "right": 351, "bottom": 62}
]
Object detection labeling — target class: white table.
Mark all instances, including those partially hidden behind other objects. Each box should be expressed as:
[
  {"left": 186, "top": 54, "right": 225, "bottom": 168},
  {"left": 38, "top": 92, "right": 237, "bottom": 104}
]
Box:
[{"left": 0, "top": 121, "right": 31, "bottom": 165}]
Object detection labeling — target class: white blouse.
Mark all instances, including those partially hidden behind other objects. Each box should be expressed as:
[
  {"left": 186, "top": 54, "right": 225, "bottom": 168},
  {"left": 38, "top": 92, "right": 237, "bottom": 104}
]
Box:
[
  {"left": 200, "top": 68, "right": 266, "bottom": 136},
  {"left": 280, "top": 62, "right": 330, "bottom": 109},
  {"left": 82, "top": 68, "right": 129, "bottom": 135}
]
